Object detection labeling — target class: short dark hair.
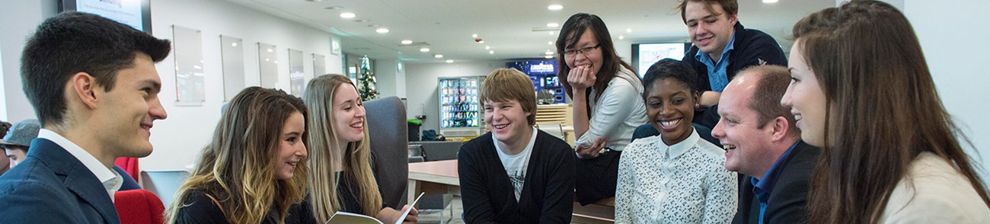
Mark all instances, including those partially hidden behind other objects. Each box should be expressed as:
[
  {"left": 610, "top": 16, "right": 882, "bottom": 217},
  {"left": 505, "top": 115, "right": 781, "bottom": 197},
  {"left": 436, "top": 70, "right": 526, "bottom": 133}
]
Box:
[
  {"left": 738, "top": 65, "right": 796, "bottom": 133},
  {"left": 642, "top": 58, "right": 700, "bottom": 99},
  {"left": 678, "top": 0, "right": 739, "bottom": 23},
  {"left": 21, "top": 12, "right": 171, "bottom": 127}
]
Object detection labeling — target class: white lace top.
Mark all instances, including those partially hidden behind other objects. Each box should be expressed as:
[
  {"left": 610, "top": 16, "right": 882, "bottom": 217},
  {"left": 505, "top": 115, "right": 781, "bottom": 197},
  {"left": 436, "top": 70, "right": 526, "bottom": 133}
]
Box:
[{"left": 614, "top": 130, "right": 738, "bottom": 224}]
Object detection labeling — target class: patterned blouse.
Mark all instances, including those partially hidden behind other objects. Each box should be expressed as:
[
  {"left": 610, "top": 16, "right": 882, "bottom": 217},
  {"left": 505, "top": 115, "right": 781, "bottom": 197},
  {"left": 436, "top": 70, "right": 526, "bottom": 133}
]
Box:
[{"left": 614, "top": 130, "right": 738, "bottom": 223}]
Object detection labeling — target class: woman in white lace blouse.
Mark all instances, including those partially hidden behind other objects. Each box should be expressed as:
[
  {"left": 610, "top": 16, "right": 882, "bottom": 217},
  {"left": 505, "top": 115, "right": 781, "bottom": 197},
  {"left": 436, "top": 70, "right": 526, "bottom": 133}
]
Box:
[{"left": 615, "top": 59, "right": 737, "bottom": 223}]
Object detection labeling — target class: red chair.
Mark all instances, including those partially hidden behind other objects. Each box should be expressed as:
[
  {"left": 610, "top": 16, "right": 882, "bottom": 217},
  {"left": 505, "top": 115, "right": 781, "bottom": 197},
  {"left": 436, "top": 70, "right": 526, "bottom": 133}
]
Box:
[
  {"left": 114, "top": 189, "right": 165, "bottom": 224},
  {"left": 115, "top": 157, "right": 141, "bottom": 182}
]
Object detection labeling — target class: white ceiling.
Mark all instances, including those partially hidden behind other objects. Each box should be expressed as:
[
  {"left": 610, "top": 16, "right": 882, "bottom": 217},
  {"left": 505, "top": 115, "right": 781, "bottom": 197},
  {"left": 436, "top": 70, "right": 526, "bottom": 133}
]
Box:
[{"left": 225, "top": 0, "right": 832, "bottom": 63}]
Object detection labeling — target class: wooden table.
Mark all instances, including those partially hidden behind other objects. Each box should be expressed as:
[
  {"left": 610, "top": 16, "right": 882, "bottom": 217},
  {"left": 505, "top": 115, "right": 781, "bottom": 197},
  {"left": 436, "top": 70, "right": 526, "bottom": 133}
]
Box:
[{"left": 407, "top": 160, "right": 459, "bottom": 203}]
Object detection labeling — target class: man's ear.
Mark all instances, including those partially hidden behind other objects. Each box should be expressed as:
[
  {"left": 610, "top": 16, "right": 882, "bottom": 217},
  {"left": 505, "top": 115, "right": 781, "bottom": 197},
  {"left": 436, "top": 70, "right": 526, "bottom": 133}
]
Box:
[
  {"left": 728, "top": 14, "right": 738, "bottom": 26},
  {"left": 770, "top": 116, "right": 789, "bottom": 142},
  {"left": 70, "top": 72, "right": 99, "bottom": 110}
]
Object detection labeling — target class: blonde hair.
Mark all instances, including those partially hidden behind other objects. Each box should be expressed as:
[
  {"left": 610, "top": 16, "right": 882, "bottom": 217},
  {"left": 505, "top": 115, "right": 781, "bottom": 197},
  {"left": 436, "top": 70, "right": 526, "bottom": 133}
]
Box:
[
  {"left": 480, "top": 68, "right": 537, "bottom": 125},
  {"left": 304, "top": 74, "right": 382, "bottom": 223},
  {"left": 166, "top": 87, "right": 309, "bottom": 224}
]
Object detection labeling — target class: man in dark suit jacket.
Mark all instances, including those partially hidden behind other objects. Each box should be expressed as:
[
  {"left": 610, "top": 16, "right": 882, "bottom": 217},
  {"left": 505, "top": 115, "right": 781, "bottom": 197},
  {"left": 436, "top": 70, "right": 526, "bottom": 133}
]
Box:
[
  {"left": 0, "top": 12, "right": 171, "bottom": 223},
  {"left": 711, "top": 65, "right": 820, "bottom": 223}
]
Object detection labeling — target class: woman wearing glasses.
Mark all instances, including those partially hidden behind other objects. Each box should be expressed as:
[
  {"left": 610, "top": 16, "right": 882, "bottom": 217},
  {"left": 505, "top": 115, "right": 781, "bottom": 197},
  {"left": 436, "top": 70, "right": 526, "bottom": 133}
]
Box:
[{"left": 555, "top": 13, "right": 648, "bottom": 205}]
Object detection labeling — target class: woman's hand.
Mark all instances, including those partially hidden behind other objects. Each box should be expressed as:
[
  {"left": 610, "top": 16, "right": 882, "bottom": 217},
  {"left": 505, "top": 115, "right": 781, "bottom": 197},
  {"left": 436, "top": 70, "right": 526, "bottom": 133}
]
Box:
[
  {"left": 576, "top": 137, "right": 607, "bottom": 159},
  {"left": 567, "top": 65, "right": 596, "bottom": 90}
]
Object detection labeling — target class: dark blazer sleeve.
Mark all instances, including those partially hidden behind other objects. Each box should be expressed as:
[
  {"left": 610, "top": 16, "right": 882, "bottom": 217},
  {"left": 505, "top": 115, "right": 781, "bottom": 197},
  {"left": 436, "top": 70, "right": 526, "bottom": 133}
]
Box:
[
  {"left": 765, "top": 143, "right": 819, "bottom": 224},
  {"left": 0, "top": 180, "right": 78, "bottom": 223},
  {"left": 173, "top": 191, "right": 229, "bottom": 224},
  {"left": 538, "top": 137, "right": 576, "bottom": 223},
  {"left": 457, "top": 140, "right": 499, "bottom": 224},
  {"left": 736, "top": 31, "right": 787, "bottom": 68}
]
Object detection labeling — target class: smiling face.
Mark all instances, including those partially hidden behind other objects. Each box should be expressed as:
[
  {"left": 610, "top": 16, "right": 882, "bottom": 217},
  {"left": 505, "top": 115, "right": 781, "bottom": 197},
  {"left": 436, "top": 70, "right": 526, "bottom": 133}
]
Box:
[
  {"left": 684, "top": 1, "right": 737, "bottom": 57},
  {"left": 484, "top": 99, "right": 533, "bottom": 147},
  {"left": 331, "top": 83, "right": 366, "bottom": 143},
  {"left": 564, "top": 28, "right": 603, "bottom": 78},
  {"left": 275, "top": 111, "right": 307, "bottom": 180},
  {"left": 92, "top": 53, "right": 167, "bottom": 158},
  {"left": 712, "top": 73, "right": 777, "bottom": 176},
  {"left": 646, "top": 78, "right": 697, "bottom": 145},
  {"left": 780, "top": 41, "right": 828, "bottom": 147}
]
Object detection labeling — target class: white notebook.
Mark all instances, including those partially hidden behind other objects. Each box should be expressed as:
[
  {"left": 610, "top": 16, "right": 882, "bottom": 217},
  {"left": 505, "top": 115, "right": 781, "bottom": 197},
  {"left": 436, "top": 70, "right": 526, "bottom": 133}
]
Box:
[{"left": 326, "top": 192, "right": 425, "bottom": 224}]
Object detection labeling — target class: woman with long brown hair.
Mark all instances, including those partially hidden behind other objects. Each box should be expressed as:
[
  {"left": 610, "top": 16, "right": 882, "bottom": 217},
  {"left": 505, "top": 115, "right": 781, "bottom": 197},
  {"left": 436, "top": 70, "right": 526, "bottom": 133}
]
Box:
[
  {"left": 556, "top": 12, "right": 649, "bottom": 205},
  {"left": 304, "top": 74, "right": 417, "bottom": 224},
  {"left": 166, "top": 87, "right": 312, "bottom": 224},
  {"left": 781, "top": 1, "right": 990, "bottom": 223}
]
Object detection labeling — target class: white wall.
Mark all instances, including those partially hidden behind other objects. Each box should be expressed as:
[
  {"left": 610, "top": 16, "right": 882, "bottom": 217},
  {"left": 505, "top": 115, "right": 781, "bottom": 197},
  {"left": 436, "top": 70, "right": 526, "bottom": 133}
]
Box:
[
  {"left": 0, "top": 0, "right": 58, "bottom": 121},
  {"left": 903, "top": 0, "right": 990, "bottom": 182},
  {"left": 144, "top": 0, "right": 342, "bottom": 170},
  {"left": 404, "top": 61, "right": 505, "bottom": 132},
  {"left": 375, "top": 59, "right": 399, "bottom": 98}
]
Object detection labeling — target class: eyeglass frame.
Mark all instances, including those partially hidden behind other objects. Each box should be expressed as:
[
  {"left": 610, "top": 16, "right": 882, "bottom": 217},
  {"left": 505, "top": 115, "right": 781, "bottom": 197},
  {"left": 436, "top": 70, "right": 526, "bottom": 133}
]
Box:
[{"left": 563, "top": 44, "right": 601, "bottom": 58}]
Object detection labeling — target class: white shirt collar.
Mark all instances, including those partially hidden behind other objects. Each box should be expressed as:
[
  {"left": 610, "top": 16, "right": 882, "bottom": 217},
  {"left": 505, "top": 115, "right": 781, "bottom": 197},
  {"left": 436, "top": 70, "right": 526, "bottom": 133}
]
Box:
[
  {"left": 38, "top": 129, "right": 123, "bottom": 201},
  {"left": 664, "top": 128, "right": 702, "bottom": 160},
  {"left": 493, "top": 127, "right": 538, "bottom": 156}
]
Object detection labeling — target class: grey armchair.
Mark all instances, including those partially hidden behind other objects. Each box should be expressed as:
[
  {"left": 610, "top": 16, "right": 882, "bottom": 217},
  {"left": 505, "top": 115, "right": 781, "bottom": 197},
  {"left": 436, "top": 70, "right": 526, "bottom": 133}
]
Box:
[{"left": 365, "top": 96, "right": 409, "bottom": 207}]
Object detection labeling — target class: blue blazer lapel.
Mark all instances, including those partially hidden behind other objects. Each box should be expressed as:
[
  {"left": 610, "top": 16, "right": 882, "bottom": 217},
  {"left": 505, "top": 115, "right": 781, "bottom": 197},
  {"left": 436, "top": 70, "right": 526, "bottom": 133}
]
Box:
[{"left": 32, "top": 139, "right": 121, "bottom": 223}]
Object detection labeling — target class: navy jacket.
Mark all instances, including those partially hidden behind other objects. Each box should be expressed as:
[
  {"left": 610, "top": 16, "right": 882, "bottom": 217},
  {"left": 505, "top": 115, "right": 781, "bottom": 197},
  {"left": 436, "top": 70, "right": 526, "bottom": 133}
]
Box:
[
  {"left": 682, "top": 22, "right": 787, "bottom": 128},
  {"left": 0, "top": 138, "right": 120, "bottom": 223},
  {"left": 732, "top": 141, "right": 820, "bottom": 224}
]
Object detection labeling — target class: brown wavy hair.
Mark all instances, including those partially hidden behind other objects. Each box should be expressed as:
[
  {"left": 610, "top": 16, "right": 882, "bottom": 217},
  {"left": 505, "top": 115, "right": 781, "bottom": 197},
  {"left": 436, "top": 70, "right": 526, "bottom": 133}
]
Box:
[
  {"left": 166, "top": 87, "right": 309, "bottom": 224},
  {"left": 792, "top": 1, "right": 990, "bottom": 223}
]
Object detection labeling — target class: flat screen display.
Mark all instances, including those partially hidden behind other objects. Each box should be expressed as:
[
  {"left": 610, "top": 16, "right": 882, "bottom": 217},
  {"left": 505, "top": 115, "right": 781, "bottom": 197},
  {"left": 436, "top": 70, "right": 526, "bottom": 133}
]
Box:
[
  {"left": 633, "top": 43, "right": 688, "bottom": 76},
  {"left": 61, "top": 0, "right": 152, "bottom": 33}
]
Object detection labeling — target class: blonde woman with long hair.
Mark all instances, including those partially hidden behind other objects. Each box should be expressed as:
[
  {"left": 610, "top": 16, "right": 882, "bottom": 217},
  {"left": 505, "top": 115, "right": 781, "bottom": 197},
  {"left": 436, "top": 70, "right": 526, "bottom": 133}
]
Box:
[
  {"left": 304, "top": 74, "right": 417, "bottom": 223},
  {"left": 166, "top": 87, "right": 313, "bottom": 224}
]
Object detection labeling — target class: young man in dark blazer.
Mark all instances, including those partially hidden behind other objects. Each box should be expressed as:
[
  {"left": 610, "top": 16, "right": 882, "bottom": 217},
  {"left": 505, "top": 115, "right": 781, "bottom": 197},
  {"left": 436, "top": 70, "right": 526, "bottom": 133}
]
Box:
[
  {"left": 0, "top": 12, "right": 171, "bottom": 223},
  {"left": 678, "top": 0, "right": 788, "bottom": 129},
  {"left": 458, "top": 68, "right": 575, "bottom": 223},
  {"left": 712, "top": 66, "right": 820, "bottom": 224}
]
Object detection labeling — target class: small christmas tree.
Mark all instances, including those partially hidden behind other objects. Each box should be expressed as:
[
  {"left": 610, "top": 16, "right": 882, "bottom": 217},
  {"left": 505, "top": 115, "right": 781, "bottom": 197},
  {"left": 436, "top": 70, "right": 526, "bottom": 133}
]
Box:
[{"left": 357, "top": 55, "right": 378, "bottom": 101}]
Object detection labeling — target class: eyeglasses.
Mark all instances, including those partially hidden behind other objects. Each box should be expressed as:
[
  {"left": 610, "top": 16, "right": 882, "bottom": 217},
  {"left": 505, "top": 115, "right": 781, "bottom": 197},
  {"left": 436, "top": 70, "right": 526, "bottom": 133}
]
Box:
[{"left": 563, "top": 44, "right": 600, "bottom": 57}]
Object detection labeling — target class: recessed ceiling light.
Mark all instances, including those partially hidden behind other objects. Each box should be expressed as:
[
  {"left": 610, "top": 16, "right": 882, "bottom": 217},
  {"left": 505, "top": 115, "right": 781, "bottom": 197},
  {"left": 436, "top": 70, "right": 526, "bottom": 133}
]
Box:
[
  {"left": 763, "top": 0, "right": 778, "bottom": 3},
  {"left": 477, "top": 40, "right": 485, "bottom": 44},
  {"left": 544, "top": 51, "right": 553, "bottom": 55},
  {"left": 434, "top": 54, "right": 444, "bottom": 58},
  {"left": 420, "top": 47, "right": 430, "bottom": 52},
  {"left": 266, "top": 48, "right": 273, "bottom": 53},
  {"left": 472, "top": 33, "right": 478, "bottom": 38},
  {"left": 231, "top": 42, "right": 238, "bottom": 47},
  {"left": 547, "top": 4, "right": 563, "bottom": 11},
  {"left": 626, "top": 28, "right": 632, "bottom": 33},
  {"left": 547, "top": 41, "right": 553, "bottom": 45},
  {"left": 445, "top": 59, "right": 454, "bottom": 63},
  {"left": 618, "top": 35, "right": 625, "bottom": 40},
  {"left": 401, "top": 40, "right": 413, "bottom": 45},
  {"left": 548, "top": 31, "right": 554, "bottom": 36},
  {"left": 376, "top": 27, "right": 390, "bottom": 34},
  {"left": 544, "top": 55, "right": 553, "bottom": 59},
  {"left": 340, "top": 12, "right": 356, "bottom": 19},
  {"left": 546, "top": 22, "right": 559, "bottom": 28},
  {"left": 489, "top": 50, "right": 494, "bottom": 54},
  {"left": 485, "top": 46, "right": 491, "bottom": 50}
]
